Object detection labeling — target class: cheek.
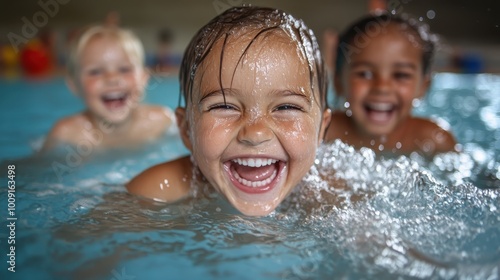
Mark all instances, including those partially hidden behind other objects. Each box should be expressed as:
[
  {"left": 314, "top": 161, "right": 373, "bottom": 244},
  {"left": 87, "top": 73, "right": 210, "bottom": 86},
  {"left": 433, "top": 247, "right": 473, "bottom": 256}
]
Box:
[
  {"left": 398, "top": 84, "right": 419, "bottom": 104},
  {"left": 190, "top": 115, "right": 231, "bottom": 158},
  {"left": 277, "top": 115, "right": 319, "bottom": 156},
  {"left": 130, "top": 73, "right": 146, "bottom": 89},
  {"left": 80, "top": 78, "right": 100, "bottom": 95},
  {"left": 347, "top": 81, "right": 368, "bottom": 100}
]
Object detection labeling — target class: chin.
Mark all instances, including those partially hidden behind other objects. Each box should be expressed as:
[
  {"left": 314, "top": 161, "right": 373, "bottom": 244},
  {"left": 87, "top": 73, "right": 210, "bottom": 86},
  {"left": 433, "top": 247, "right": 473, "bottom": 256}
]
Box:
[
  {"left": 101, "top": 112, "right": 131, "bottom": 126},
  {"left": 234, "top": 203, "right": 278, "bottom": 217},
  {"left": 227, "top": 191, "right": 285, "bottom": 217}
]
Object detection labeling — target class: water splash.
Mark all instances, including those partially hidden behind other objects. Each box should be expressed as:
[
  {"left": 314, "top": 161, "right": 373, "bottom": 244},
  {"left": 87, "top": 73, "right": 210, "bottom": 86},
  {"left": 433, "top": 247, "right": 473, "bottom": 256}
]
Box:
[
  {"left": 280, "top": 140, "right": 500, "bottom": 279},
  {"left": 3, "top": 137, "right": 499, "bottom": 279}
]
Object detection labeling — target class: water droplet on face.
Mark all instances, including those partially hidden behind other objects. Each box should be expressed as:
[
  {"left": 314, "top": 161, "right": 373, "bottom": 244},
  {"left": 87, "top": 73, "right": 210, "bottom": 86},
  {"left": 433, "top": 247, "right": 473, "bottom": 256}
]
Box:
[
  {"left": 426, "top": 10, "right": 436, "bottom": 19},
  {"left": 396, "top": 142, "right": 402, "bottom": 149}
]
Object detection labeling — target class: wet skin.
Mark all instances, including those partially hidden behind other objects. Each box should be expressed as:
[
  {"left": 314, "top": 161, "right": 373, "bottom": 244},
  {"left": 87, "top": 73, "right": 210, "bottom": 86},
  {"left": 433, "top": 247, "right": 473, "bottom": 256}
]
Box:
[{"left": 127, "top": 31, "right": 331, "bottom": 216}]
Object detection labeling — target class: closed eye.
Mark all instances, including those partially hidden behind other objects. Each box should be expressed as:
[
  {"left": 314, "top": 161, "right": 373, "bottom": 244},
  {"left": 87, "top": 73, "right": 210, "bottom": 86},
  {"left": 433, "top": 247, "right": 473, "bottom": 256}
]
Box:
[
  {"left": 275, "top": 104, "right": 304, "bottom": 111},
  {"left": 354, "top": 70, "right": 373, "bottom": 79},
  {"left": 394, "top": 71, "right": 413, "bottom": 80},
  {"left": 208, "top": 103, "right": 238, "bottom": 111},
  {"left": 119, "top": 66, "right": 133, "bottom": 74},
  {"left": 87, "top": 68, "right": 103, "bottom": 76}
]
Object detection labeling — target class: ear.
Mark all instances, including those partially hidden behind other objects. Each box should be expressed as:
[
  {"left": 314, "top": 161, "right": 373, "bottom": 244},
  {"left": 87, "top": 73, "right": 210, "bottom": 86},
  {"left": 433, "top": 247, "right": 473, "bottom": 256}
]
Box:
[
  {"left": 416, "top": 74, "right": 431, "bottom": 99},
  {"left": 175, "top": 107, "right": 193, "bottom": 152},
  {"left": 318, "top": 108, "right": 332, "bottom": 144}
]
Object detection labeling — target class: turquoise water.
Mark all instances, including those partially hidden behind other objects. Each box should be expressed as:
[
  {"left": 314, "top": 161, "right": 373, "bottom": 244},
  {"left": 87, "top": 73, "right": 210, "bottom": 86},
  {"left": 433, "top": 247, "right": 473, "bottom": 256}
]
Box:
[{"left": 0, "top": 73, "right": 499, "bottom": 280}]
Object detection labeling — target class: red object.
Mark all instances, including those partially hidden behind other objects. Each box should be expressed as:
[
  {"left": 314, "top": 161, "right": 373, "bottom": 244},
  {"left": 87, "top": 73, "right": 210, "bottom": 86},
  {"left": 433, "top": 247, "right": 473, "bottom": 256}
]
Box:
[{"left": 20, "top": 43, "right": 52, "bottom": 76}]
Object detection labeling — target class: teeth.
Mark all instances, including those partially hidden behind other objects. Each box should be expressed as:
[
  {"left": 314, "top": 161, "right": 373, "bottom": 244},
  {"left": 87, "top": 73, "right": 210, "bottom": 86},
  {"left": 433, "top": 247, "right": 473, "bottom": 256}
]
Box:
[
  {"left": 368, "top": 102, "right": 393, "bottom": 111},
  {"left": 233, "top": 169, "right": 277, "bottom": 188},
  {"left": 232, "top": 158, "right": 277, "bottom": 167},
  {"left": 103, "top": 92, "right": 126, "bottom": 99}
]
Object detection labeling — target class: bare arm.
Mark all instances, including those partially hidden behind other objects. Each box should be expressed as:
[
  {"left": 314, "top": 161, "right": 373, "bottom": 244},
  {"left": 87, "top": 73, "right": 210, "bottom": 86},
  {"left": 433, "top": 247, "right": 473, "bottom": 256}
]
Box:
[{"left": 126, "top": 156, "right": 193, "bottom": 203}]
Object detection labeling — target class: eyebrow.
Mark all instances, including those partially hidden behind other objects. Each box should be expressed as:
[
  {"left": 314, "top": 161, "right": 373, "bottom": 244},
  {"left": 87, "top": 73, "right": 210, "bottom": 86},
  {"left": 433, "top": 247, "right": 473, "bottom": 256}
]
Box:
[
  {"left": 350, "top": 61, "right": 417, "bottom": 70},
  {"left": 393, "top": 62, "right": 418, "bottom": 70},
  {"left": 278, "top": 89, "right": 312, "bottom": 104},
  {"left": 199, "top": 88, "right": 237, "bottom": 103}
]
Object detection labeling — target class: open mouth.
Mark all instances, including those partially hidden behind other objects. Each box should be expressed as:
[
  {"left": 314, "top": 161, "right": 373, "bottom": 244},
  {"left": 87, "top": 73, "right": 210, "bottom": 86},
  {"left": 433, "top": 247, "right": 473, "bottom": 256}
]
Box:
[
  {"left": 364, "top": 102, "right": 396, "bottom": 123},
  {"left": 101, "top": 92, "right": 129, "bottom": 110},
  {"left": 225, "top": 158, "right": 283, "bottom": 194}
]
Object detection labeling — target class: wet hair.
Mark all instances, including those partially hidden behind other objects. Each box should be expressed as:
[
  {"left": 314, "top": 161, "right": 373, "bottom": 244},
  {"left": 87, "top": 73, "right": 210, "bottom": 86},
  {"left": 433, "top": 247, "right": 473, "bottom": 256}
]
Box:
[
  {"left": 335, "top": 12, "right": 437, "bottom": 77},
  {"left": 179, "top": 6, "right": 327, "bottom": 109},
  {"left": 67, "top": 25, "right": 145, "bottom": 78}
]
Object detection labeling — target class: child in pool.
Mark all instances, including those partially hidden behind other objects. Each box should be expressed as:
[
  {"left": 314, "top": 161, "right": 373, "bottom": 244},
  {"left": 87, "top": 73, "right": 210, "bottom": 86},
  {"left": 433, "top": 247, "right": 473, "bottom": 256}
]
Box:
[
  {"left": 127, "top": 6, "right": 332, "bottom": 216},
  {"left": 41, "top": 25, "right": 174, "bottom": 153},
  {"left": 324, "top": 12, "right": 457, "bottom": 159}
]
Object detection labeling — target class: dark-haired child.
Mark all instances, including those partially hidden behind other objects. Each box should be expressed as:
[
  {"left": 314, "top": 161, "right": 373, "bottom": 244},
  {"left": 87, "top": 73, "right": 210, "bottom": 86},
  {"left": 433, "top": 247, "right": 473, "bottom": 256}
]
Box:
[
  {"left": 127, "top": 7, "right": 331, "bottom": 216},
  {"left": 325, "top": 12, "right": 457, "bottom": 159}
]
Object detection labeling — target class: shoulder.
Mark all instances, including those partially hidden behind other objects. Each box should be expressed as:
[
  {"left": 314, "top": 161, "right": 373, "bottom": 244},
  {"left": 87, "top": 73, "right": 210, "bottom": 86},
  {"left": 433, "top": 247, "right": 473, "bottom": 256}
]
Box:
[
  {"left": 409, "top": 117, "right": 457, "bottom": 154},
  {"left": 41, "top": 114, "right": 88, "bottom": 152},
  {"left": 52, "top": 115, "right": 84, "bottom": 135},
  {"left": 135, "top": 105, "right": 176, "bottom": 135},
  {"left": 139, "top": 105, "right": 175, "bottom": 123},
  {"left": 126, "top": 156, "right": 192, "bottom": 203}
]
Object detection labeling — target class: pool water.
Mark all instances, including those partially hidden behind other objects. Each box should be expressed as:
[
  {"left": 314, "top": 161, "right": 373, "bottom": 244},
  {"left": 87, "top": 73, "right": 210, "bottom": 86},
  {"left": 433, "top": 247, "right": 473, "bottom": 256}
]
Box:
[{"left": 0, "top": 73, "right": 499, "bottom": 280}]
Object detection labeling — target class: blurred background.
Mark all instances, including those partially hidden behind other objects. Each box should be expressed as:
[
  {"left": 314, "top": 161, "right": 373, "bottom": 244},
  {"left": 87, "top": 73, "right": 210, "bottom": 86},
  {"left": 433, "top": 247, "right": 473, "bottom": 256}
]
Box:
[{"left": 1, "top": 0, "right": 499, "bottom": 78}]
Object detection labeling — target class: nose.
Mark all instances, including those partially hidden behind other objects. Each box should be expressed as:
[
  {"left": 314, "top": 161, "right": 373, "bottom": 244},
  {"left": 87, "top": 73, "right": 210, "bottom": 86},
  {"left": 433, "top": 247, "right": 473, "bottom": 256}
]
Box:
[
  {"left": 373, "top": 74, "right": 391, "bottom": 94},
  {"left": 237, "top": 117, "right": 274, "bottom": 146},
  {"left": 105, "top": 71, "right": 122, "bottom": 86}
]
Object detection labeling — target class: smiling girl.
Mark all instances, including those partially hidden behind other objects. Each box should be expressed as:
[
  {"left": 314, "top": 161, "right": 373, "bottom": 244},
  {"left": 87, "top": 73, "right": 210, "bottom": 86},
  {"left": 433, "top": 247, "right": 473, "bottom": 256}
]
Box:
[
  {"left": 325, "top": 13, "right": 457, "bottom": 159},
  {"left": 127, "top": 6, "right": 331, "bottom": 216},
  {"left": 41, "top": 26, "right": 174, "bottom": 153}
]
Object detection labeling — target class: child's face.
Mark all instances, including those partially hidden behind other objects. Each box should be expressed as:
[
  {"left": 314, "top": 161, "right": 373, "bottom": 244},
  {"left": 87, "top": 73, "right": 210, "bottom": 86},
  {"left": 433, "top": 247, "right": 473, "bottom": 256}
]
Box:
[
  {"left": 178, "top": 32, "right": 330, "bottom": 216},
  {"left": 70, "top": 36, "right": 148, "bottom": 125},
  {"left": 337, "top": 24, "right": 429, "bottom": 137}
]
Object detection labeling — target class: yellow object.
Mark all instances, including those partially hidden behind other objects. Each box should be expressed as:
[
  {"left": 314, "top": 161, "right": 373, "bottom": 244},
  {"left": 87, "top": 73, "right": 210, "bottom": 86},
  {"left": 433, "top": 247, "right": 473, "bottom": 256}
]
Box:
[{"left": 2, "top": 45, "right": 19, "bottom": 67}]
